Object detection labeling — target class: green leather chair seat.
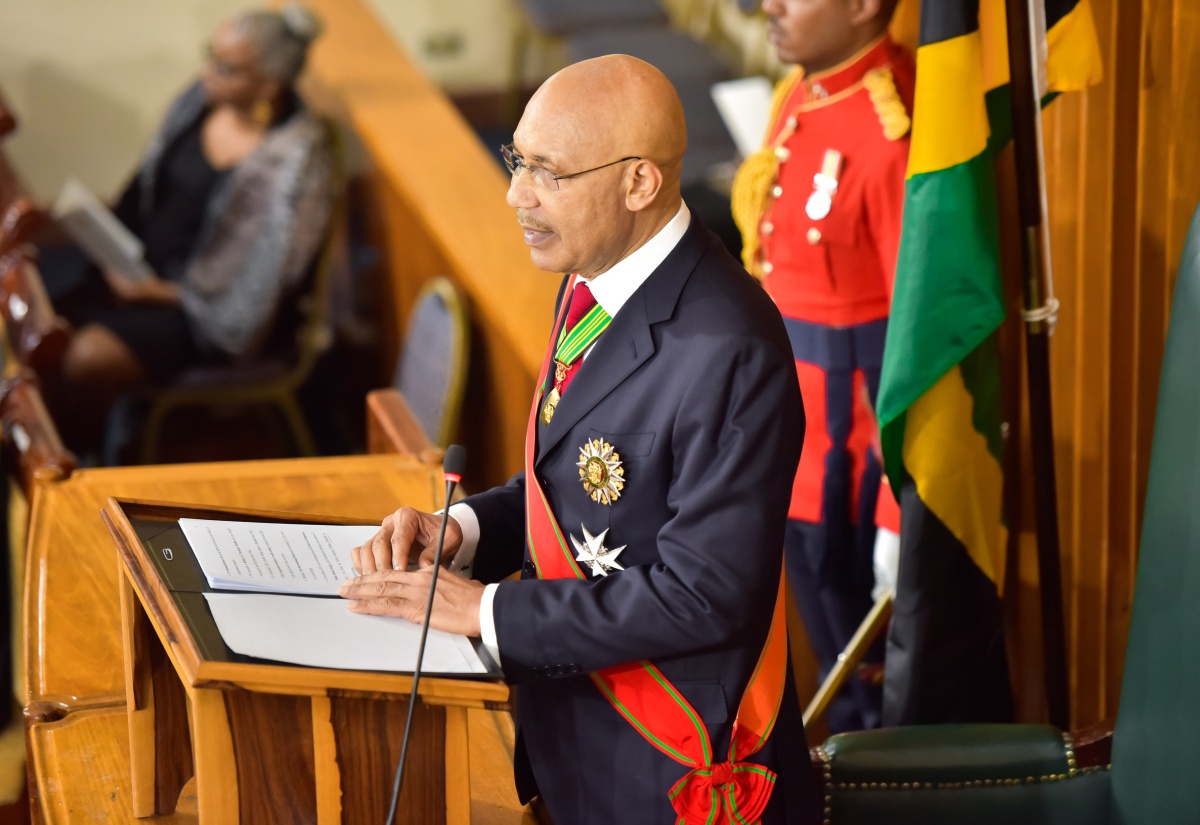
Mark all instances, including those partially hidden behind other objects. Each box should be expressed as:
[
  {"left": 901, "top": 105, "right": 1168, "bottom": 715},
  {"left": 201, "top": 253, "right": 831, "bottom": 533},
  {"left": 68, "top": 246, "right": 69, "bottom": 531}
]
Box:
[{"left": 819, "top": 724, "right": 1111, "bottom": 823}]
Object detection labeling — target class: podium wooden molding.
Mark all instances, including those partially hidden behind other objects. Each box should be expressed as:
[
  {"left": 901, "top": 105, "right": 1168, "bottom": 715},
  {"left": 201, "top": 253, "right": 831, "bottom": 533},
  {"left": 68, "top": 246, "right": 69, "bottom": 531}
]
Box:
[{"left": 103, "top": 497, "right": 509, "bottom": 824}]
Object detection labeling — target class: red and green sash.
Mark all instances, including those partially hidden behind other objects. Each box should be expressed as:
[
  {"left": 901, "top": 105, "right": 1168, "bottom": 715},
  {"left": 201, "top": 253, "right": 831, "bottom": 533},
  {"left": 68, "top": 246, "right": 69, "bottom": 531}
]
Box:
[{"left": 523, "top": 293, "right": 789, "bottom": 825}]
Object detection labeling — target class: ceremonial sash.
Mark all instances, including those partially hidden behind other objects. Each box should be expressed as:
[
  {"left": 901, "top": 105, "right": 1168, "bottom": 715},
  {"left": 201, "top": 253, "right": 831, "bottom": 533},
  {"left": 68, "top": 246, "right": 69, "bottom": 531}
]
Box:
[{"left": 523, "top": 293, "right": 790, "bottom": 825}]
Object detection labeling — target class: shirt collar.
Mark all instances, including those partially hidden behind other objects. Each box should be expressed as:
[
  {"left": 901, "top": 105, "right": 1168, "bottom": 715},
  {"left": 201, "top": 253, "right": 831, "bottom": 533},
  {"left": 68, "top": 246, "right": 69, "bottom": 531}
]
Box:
[{"left": 577, "top": 202, "right": 691, "bottom": 318}]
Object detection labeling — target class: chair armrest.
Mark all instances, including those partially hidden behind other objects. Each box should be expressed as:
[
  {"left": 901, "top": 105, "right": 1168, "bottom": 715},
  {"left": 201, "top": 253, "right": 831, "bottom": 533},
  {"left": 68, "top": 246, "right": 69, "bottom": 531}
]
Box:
[
  {"left": 813, "top": 724, "right": 1112, "bottom": 825},
  {"left": 365, "top": 388, "right": 443, "bottom": 464}
]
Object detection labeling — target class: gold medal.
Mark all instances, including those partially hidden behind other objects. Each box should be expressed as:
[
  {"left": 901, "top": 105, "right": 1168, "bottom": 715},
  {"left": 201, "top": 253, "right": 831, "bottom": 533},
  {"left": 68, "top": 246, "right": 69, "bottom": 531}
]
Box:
[
  {"left": 541, "top": 388, "right": 560, "bottom": 425},
  {"left": 554, "top": 360, "right": 567, "bottom": 383},
  {"left": 577, "top": 438, "right": 625, "bottom": 505}
]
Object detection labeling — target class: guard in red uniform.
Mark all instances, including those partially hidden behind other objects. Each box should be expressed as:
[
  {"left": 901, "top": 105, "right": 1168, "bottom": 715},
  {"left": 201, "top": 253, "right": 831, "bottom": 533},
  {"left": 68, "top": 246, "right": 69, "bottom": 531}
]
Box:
[{"left": 733, "top": 0, "right": 910, "bottom": 732}]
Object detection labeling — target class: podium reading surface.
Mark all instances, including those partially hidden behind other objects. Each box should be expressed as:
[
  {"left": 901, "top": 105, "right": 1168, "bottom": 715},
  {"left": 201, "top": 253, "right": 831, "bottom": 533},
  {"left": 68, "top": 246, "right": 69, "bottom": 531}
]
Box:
[
  {"left": 104, "top": 498, "right": 507, "bottom": 824},
  {"left": 22, "top": 454, "right": 535, "bottom": 824}
]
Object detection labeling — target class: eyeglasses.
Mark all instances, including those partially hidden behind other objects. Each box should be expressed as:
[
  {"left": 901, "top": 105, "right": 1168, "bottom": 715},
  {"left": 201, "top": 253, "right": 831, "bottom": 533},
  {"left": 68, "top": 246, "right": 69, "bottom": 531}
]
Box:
[
  {"left": 500, "top": 144, "right": 642, "bottom": 191},
  {"left": 203, "top": 44, "right": 253, "bottom": 79}
]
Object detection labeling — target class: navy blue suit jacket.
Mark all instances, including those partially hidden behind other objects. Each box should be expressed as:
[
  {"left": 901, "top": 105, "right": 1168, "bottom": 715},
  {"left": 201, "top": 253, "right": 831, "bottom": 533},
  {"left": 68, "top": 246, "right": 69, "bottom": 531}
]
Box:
[{"left": 465, "top": 216, "right": 817, "bottom": 824}]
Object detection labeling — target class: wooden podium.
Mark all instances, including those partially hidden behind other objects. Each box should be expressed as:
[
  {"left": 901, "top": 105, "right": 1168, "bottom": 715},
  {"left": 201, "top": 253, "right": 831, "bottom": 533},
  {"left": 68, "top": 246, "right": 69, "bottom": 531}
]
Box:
[{"left": 103, "top": 497, "right": 509, "bottom": 824}]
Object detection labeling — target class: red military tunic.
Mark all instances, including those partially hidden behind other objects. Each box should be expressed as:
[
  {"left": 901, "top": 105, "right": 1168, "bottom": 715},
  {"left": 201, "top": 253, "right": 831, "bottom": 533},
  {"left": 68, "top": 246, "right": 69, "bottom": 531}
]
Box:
[
  {"left": 758, "top": 34, "right": 912, "bottom": 529},
  {"left": 760, "top": 44, "right": 908, "bottom": 326},
  {"left": 733, "top": 33, "right": 914, "bottom": 731}
]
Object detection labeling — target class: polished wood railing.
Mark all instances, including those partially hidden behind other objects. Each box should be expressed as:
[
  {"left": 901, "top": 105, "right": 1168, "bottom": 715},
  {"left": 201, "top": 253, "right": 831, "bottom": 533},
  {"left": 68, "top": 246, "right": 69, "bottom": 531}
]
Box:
[{"left": 299, "top": 0, "right": 557, "bottom": 491}]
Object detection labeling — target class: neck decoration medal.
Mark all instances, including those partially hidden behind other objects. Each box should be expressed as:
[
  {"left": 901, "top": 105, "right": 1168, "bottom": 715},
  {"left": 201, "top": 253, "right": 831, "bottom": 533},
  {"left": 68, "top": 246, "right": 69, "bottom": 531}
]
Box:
[
  {"left": 542, "top": 301, "right": 611, "bottom": 425},
  {"left": 805, "top": 148, "right": 842, "bottom": 220},
  {"left": 578, "top": 438, "right": 624, "bottom": 505}
]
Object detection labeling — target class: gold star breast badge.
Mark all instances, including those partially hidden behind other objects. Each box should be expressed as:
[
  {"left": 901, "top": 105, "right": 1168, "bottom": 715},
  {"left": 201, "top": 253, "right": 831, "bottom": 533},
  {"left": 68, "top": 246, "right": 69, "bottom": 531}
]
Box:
[{"left": 577, "top": 438, "right": 625, "bottom": 505}]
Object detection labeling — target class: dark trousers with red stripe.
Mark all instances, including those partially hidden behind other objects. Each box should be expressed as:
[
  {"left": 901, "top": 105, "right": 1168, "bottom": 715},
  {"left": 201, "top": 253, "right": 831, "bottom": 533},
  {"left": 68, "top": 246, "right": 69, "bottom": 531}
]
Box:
[{"left": 782, "top": 317, "right": 886, "bottom": 733}]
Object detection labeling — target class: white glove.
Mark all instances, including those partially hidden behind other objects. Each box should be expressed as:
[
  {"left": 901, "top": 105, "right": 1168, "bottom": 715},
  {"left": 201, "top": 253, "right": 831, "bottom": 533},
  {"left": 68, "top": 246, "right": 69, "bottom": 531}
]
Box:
[{"left": 872, "top": 526, "right": 900, "bottom": 602}]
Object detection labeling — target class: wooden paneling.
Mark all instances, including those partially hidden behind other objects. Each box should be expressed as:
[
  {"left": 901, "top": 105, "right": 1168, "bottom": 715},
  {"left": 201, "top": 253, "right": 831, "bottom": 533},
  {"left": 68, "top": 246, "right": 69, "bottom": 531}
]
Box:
[
  {"left": 298, "top": 0, "right": 558, "bottom": 491},
  {"left": 1007, "top": 0, "right": 1200, "bottom": 728}
]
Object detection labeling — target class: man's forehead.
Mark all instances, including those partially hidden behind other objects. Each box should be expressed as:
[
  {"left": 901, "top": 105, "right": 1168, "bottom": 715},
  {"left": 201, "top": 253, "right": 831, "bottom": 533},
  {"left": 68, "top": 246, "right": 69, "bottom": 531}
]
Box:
[{"left": 513, "top": 112, "right": 593, "bottom": 168}]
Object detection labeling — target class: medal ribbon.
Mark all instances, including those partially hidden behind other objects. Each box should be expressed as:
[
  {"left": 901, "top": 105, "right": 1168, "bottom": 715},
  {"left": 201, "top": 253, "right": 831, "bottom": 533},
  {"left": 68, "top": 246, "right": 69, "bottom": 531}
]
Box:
[
  {"left": 523, "top": 295, "right": 788, "bottom": 825},
  {"left": 555, "top": 302, "right": 611, "bottom": 367}
]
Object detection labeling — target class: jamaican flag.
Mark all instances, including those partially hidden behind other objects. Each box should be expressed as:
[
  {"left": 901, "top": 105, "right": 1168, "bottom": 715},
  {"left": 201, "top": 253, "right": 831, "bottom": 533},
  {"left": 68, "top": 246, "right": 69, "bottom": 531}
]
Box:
[{"left": 879, "top": 0, "right": 1101, "bottom": 726}]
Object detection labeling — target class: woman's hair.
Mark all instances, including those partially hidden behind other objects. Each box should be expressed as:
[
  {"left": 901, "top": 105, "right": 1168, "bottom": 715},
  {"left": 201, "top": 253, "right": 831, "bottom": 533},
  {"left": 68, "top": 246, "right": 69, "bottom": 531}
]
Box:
[{"left": 234, "top": 3, "right": 324, "bottom": 85}]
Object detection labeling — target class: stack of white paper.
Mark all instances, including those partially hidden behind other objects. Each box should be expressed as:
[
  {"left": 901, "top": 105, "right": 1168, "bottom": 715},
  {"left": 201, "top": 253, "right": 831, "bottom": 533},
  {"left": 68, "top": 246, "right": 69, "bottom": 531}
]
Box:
[
  {"left": 178, "top": 518, "right": 490, "bottom": 674},
  {"left": 204, "top": 592, "right": 488, "bottom": 674},
  {"left": 179, "top": 518, "right": 377, "bottom": 595}
]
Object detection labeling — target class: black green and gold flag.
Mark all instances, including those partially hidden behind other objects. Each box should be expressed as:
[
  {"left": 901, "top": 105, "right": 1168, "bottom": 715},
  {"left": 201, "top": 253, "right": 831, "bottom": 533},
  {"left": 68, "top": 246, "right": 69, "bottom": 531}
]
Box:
[{"left": 879, "top": 0, "right": 1101, "bottom": 725}]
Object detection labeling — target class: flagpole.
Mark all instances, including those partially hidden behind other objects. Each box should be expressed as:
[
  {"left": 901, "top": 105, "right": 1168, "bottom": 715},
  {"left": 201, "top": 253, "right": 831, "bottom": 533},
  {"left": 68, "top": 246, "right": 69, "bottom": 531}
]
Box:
[{"left": 1003, "top": 0, "right": 1071, "bottom": 731}]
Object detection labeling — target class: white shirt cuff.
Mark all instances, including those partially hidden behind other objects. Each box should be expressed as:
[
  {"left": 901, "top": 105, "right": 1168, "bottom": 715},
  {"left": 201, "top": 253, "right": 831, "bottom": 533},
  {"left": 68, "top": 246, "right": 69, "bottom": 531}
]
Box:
[
  {"left": 446, "top": 502, "right": 480, "bottom": 573},
  {"left": 443, "top": 504, "right": 499, "bottom": 665},
  {"left": 479, "top": 582, "right": 501, "bottom": 666}
]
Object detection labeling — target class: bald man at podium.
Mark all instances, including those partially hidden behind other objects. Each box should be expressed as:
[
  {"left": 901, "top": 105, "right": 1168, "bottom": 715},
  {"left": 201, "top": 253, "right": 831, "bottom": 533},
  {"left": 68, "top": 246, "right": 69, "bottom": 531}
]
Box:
[{"left": 342, "top": 54, "right": 819, "bottom": 825}]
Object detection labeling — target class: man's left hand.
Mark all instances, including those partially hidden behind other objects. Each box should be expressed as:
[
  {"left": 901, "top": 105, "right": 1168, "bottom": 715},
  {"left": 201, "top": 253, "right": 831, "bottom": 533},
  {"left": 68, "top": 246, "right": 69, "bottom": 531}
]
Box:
[{"left": 339, "top": 567, "right": 485, "bottom": 637}]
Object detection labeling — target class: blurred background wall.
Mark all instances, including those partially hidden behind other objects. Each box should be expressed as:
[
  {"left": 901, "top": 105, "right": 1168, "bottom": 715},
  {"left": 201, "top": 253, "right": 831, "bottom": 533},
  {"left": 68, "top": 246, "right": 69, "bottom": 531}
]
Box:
[{"left": 0, "top": 0, "right": 771, "bottom": 200}]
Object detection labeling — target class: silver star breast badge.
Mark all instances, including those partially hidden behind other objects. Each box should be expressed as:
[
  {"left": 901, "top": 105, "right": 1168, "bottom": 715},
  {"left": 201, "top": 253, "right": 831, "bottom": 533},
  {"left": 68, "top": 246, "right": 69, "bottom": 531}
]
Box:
[{"left": 570, "top": 524, "right": 626, "bottom": 577}]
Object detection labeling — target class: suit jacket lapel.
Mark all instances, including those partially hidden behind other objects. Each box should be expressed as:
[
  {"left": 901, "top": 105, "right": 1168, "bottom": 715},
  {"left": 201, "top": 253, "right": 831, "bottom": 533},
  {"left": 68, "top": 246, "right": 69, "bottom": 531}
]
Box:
[{"left": 536, "top": 217, "right": 712, "bottom": 462}]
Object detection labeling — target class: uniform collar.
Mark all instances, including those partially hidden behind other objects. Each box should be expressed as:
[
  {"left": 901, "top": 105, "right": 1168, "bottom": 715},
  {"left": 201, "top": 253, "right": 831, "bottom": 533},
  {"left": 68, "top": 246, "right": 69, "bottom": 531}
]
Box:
[
  {"left": 576, "top": 202, "right": 691, "bottom": 318},
  {"left": 799, "top": 34, "right": 901, "bottom": 103}
]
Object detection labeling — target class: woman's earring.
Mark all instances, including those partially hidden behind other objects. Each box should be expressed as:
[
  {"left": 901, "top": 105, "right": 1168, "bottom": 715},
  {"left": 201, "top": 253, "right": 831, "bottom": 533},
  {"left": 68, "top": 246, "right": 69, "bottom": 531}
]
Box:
[{"left": 252, "top": 99, "right": 273, "bottom": 126}]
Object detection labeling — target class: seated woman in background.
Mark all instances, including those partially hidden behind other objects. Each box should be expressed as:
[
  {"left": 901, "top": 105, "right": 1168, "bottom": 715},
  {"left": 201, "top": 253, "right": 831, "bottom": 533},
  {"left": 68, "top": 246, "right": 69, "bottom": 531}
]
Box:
[{"left": 43, "top": 2, "right": 333, "bottom": 454}]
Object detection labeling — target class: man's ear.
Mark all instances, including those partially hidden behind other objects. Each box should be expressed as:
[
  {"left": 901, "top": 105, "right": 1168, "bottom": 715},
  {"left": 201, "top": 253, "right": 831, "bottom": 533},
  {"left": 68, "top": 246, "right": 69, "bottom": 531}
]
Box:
[
  {"left": 848, "top": 0, "right": 884, "bottom": 27},
  {"left": 625, "top": 160, "right": 664, "bottom": 212}
]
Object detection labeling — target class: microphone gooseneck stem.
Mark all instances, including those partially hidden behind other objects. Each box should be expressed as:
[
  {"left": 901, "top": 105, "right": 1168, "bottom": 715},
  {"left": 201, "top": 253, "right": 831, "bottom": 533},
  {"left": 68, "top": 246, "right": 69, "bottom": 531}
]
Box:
[{"left": 384, "top": 460, "right": 461, "bottom": 825}]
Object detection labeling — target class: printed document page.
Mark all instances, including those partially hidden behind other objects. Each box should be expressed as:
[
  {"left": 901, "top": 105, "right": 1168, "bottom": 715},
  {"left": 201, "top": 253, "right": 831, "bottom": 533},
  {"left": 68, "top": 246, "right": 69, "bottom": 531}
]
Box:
[
  {"left": 179, "top": 518, "right": 379, "bottom": 595},
  {"left": 51, "top": 178, "right": 155, "bottom": 281},
  {"left": 204, "top": 592, "right": 489, "bottom": 674},
  {"left": 710, "top": 76, "right": 775, "bottom": 158}
]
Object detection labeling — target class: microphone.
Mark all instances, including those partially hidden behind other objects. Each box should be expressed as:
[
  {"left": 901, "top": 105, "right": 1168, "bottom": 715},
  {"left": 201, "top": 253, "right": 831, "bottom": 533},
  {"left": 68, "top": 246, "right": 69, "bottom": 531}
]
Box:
[{"left": 385, "top": 445, "right": 467, "bottom": 825}]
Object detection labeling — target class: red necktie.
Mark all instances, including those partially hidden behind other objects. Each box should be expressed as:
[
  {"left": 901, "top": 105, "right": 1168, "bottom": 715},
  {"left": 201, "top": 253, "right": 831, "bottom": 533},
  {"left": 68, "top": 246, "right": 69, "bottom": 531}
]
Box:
[{"left": 557, "top": 281, "right": 597, "bottom": 396}]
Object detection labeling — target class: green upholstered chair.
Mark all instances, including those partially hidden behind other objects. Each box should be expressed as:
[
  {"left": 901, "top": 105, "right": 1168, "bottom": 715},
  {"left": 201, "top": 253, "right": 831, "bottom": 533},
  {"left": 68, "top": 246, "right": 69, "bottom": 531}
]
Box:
[{"left": 813, "top": 202, "right": 1200, "bottom": 825}]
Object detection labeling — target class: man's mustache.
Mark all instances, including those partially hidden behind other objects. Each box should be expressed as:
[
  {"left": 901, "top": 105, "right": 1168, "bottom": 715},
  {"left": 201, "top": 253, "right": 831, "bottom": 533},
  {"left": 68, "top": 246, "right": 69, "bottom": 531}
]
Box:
[{"left": 518, "top": 210, "right": 553, "bottom": 232}]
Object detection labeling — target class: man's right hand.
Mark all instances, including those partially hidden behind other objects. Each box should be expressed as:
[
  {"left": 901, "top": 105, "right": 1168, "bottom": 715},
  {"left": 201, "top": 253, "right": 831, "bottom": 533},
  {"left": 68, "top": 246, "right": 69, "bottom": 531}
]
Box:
[{"left": 350, "top": 506, "right": 463, "bottom": 574}]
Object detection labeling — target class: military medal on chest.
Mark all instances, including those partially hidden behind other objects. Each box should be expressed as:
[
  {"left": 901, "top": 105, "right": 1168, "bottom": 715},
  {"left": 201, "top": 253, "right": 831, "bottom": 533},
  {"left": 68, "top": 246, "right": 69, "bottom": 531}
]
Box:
[
  {"left": 541, "top": 293, "right": 611, "bottom": 426},
  {"left": 578, "top": 438, "right": 625, "bottom": 505},
  {"left": 541, "top": 359, "right": 569, "bottom": 425},
  {"left": 806, "top": 148, "right": 842, "bottom": 221},
  {"left": 570, "top": 524, "right": 626, "bottom": 576}
]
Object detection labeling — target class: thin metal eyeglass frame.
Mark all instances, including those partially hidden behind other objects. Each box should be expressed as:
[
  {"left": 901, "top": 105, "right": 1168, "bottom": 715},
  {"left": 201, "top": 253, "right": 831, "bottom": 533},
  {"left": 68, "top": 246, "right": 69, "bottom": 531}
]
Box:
[{"left": 500, "top": 144, "right": 642, "bottom": 190}]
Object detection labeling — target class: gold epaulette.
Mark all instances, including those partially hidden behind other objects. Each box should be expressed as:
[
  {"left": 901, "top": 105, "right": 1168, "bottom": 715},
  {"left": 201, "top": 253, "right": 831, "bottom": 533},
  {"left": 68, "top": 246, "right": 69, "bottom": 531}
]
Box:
[
  {"left": 863, "top": 68, "right": 911, "bottom": 141},
  {"left": 731, "top": 68, "right": 805, "bottom": 277}
]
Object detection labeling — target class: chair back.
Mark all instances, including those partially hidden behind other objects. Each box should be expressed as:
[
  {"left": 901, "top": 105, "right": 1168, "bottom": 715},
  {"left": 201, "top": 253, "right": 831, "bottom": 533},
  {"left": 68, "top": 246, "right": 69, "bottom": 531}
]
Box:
[
  {"left": 392, "top": 276, "right": 469, "bottom": 448},
  {"left": 274, "top": 118, "right": 346, "bottom": 389},
  {"left": 1109, "top": 203, "right": 1200, "bottom": 824}
]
